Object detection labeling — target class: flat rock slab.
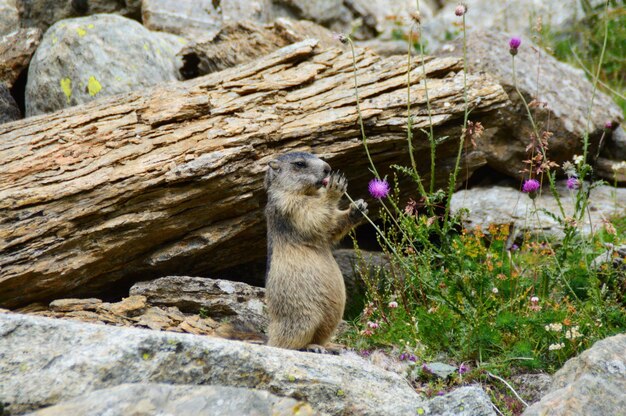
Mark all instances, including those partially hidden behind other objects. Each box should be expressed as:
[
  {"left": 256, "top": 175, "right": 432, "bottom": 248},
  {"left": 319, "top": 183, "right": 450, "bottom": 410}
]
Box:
[
  {"left": 129, "top": 275, "right": 267, "bottom": 331},
  {"left": 0, "top": 314, "right": 400, "bottom": 415},
  {"left": 451, "top": 182, "right": 626, "bottom": 238},
  {"left": 0, "top": 313, "right": 495, "bottom": 415},
  {"left": 26, "top": 383, "right": 316, "bottom": 416}
]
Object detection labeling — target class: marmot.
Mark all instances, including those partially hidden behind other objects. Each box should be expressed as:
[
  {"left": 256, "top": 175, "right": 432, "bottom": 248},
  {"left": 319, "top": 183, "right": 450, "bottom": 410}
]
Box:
[{"left": 264, "top": 152, "right": 367, "bottom": 352}]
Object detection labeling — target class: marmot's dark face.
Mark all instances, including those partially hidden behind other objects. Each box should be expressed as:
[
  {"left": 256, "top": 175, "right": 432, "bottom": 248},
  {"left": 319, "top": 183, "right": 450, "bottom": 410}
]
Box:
[{"left": 265, "top": 152, "right": 331, "bottom": 195}]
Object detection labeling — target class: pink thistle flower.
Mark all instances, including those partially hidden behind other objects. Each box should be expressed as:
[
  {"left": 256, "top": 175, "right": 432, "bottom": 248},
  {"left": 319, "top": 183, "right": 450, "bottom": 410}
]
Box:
[
  {"left": 455, "top": 3, "right": 467, "bottom": 16},
  {"left": 566, "top": 177, "right": 579, "bottom": 190},
  {"left": 509, "top": 36, "right": 521, "bottom": 55},
  {"left": 388, "top": 301, "right": 398, "bottom": 309},
  {"left": 530, "top": 296, "right": 539, "bottom": 303},
  {"left": 368, "top": 178, "right": 390, "bottom": 199},
  {"left": 522, "top": 178, "right": 540, "bottom": 194}
]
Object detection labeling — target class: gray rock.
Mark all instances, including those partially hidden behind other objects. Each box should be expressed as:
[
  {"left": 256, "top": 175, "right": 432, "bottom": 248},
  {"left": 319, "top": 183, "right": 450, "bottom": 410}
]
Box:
[
  {"left": 439, "top": 30, "right": 623, "bottom": 181},
  {"left": 424, "top": 362, "right": 458, "bottom": 379},
  {"left": 141, "top": 0, "right": 223, "bottom": 38},
  {"left": 419, "top": 386, "right": 496, "bottom": 416},
  {"left": 25, "top": 14, "right": 186, "bottom": 116},
  {"left": 451, "top": 182, "right": 626, "bottom": 239},
  {"left": 0, "top": 82, "right": 20, "bottom": 123},
  {"left": 0, "top": 0, "right": 19, "bottom": 36},
  {"left": 274, "top": 0, "right": 343, "bottom": 24},
  {"left": 345, "top": 0, "right": 436, "bottom": 40},
  {"left": 129, "top": 276, "right": 267, "bottom": 333},
  {"left": 0, "top": 27, "right": 42, "bottom": 87},
  {"left": 523, "top": 333, "right": 626, "bottom": 416},
  {"left": 424, "top": 0, "right": 589, "bottom": 50},
  {"left": 333, "top": 249, "right": 390, "bottom": 294},
  {"left": 26, "top": 383, "right": 317, "bottom": 416},
  {"left": 0, "top": 312, "right": 496, "bottom": 415},
  {"left": 221, "top": 0, "right": 274, "bottom": 25},
  {"left": 16, "top": 0, "right": 141, "bottom": 32},
  {"left": 510, "top": 373, "right": 552, "bottom": 405}
]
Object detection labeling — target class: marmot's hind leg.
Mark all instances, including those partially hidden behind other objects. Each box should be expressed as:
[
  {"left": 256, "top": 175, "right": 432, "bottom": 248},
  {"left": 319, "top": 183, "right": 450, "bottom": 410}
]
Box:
[{"left": 267, "top": 321, "right": 315, "bottom": 350}]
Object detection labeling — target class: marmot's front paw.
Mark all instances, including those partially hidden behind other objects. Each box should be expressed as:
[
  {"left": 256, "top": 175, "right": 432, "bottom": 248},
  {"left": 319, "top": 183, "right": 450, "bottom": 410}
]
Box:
[
  {"left": 350, "top": 199, "right": 368, "bottom": 221},
  {"left": 326, "top": 172, "right": 347, "bottom": 198}
]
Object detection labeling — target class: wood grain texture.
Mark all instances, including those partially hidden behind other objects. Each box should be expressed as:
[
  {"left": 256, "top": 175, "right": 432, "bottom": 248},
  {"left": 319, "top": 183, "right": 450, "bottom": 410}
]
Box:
[{"left": 0, "top": 39, "right": 508, "bottom": 307}]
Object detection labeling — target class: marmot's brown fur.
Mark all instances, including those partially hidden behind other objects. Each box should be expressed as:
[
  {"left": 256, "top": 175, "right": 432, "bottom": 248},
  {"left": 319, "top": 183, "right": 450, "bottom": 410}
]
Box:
[{"left": 264, "top": 152, "right": 367, "bottom": 352}]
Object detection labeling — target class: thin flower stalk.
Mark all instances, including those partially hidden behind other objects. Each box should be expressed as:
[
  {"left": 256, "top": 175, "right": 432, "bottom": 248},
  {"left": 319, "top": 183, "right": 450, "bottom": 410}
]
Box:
[
  {"left": 443, "top": 9, "right": 469, "bottom": 230},
  {"left": 346, "top": 37, "right": 379, "bottom": 179},
  {"left": 413, "top": 0, "right": 437, "bottom": 195}
]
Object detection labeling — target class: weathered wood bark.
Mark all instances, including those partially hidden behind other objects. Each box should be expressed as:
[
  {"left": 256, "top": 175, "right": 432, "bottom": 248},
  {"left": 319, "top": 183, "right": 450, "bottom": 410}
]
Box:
[{"left": 0, "top": 39, "right": 508, "bottom": 307}]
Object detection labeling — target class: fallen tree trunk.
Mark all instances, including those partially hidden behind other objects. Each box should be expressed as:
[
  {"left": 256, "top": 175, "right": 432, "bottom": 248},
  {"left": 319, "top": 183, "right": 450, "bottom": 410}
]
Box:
[{"left": 0, "top": 39, "right": 508, "bottom": 307}]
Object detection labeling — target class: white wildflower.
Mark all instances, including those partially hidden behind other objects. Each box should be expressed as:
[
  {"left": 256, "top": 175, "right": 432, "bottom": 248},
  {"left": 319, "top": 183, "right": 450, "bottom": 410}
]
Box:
[
  {"left": 548, "top": 342, "right": 565, "bottom": 351},
  {"left": 544, "top": 323, "right": 563, "bottom": 332},
  {"left": 565, "top": 326, "right": 582, "bottom": 340}
]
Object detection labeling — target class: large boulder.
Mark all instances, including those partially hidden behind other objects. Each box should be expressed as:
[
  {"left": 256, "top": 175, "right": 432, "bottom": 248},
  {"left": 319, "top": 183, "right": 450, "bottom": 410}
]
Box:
[
  {"left": 439, "top": 30, "right": 623, "bottom": 181},
  {"left": 424, "top": 0, "right": 593, "bottom": 50},
  {"left": 25, "top": 14, "right": 186, "bottom": 116},
  {"left": 27, "top": 383, "right": 316, "bottom": 416},
  {"left": 0, "top": 312, "right": 496, "bottom": 415},
  {"left": 451, "top": 182, "right": 626, "bottom": 239},
  {"left": 16, "top": 0, "right": 141, "bottom": 31},
  {"left": 523, "top": 333, "right": 626, "bottom": 416}
]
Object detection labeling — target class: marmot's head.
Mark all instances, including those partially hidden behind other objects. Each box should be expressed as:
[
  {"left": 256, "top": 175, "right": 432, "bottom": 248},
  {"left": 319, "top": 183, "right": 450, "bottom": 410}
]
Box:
[{"left": 265, "top": 152, "right": 331, "bottom": 194}]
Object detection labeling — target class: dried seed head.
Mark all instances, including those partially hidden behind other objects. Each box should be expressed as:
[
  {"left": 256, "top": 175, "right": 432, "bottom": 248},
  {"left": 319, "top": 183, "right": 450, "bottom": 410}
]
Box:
[{"left": 410, "top": 10, "right": 422, "bottom": 25}]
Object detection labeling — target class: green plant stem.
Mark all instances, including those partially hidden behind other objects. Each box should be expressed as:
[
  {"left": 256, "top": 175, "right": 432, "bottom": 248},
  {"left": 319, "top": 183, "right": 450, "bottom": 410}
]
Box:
[
  {"left": 347, "top": 38, "right": 379, "bottom": 179},
  {"left": 414, "top": 0, "right": 437, "bottom": 194},
  {"left": 443, "top": 13, "right": 469, "bottom": 230}
]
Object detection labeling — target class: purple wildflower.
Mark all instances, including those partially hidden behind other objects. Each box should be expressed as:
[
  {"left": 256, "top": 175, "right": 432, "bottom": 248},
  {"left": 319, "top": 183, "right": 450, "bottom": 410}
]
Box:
[
  {"left": 509, "top": 244, "right": 519, "bottom": 251},
  {"left": 459, "top": 363, "right": 469, "bottom": 374},
  {"left": 454, "top": 3, "right": 467, "bottom": 16},
  {"left": 422, "top": 364, "right": 432, "bottom": 374},
  {"left": 566, "top": 177, "right": 579, "bottom": 190},
  {"left": 437, "top": 391, "right": 445, "bottom": 396},
  {"left": 522, "top": 179, "right": 540, "bottom": 193},
  {"left": 368, "top": 178, "right": 390, "bottom": 199},
  {"left": 509, "top": 36, "right": 521, "bottom": 55},
  {"left": 409, "top": 355, "right": 417, "bottom": 362}
]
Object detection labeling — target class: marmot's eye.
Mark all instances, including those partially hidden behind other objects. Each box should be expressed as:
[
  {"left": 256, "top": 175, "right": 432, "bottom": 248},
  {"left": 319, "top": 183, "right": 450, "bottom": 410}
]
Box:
[{"left": 293, "top": 161, "right": 307, "bottom": 168}]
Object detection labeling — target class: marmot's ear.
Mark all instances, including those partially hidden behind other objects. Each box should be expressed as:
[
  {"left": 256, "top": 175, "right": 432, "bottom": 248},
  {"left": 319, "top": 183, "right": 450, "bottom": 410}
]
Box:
[
  {"left": 268, "top": 160, "right": 280, "bottom": 171},
  {"left": 264, "top": 160, "right": 280, "bottom": 190}
]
